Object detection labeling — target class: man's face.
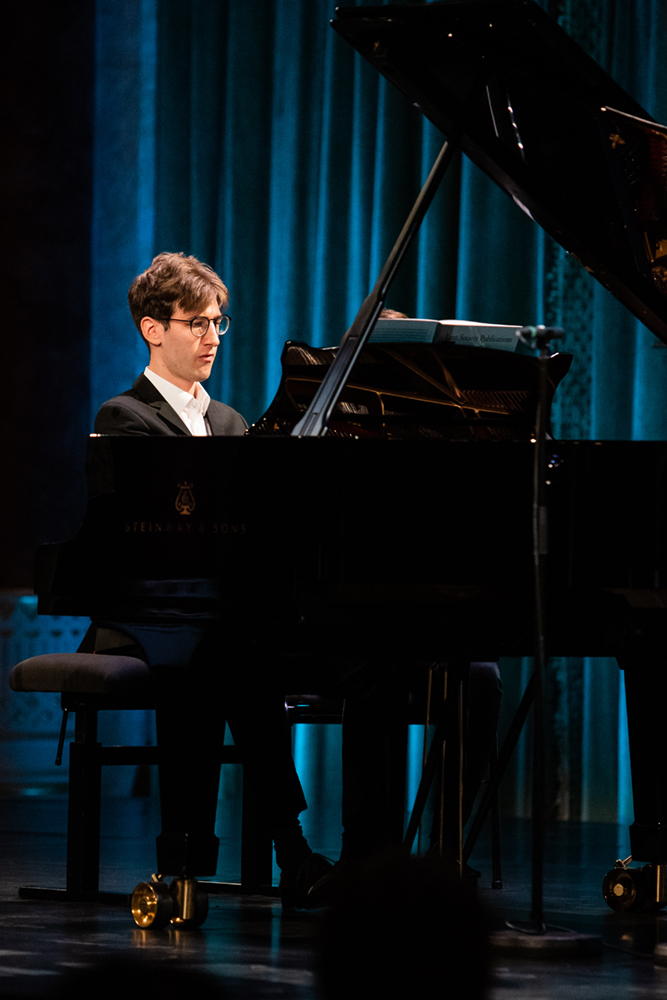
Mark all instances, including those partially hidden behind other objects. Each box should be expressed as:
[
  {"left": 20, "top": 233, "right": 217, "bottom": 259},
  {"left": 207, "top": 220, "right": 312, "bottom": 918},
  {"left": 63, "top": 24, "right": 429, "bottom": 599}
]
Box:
[{"left": 148, "top": 298, "right": 223, "bottom": 392}]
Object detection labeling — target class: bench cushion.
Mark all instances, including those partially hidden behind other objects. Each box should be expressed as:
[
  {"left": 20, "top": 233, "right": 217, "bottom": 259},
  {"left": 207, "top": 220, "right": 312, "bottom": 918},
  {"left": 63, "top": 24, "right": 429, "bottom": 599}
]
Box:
[{"left": 9, "top": 653, "right": 153, "bottom": 698}]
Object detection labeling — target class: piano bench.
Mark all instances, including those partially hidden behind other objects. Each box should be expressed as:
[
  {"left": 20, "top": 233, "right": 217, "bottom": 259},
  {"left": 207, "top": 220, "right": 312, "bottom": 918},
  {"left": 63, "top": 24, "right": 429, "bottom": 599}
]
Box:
[
  {"left": 7, "top": 652, "right": 260, "bottom": 902},
  {"left": 9, "top": 651, "right": 154, "bottom": 702}
]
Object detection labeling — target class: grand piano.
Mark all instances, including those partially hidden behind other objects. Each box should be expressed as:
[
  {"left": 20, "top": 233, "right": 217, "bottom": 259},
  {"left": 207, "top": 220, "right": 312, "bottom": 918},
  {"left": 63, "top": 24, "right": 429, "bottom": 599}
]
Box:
[{"left": 36, "top": 0, "right": 667, "bottom": 913}]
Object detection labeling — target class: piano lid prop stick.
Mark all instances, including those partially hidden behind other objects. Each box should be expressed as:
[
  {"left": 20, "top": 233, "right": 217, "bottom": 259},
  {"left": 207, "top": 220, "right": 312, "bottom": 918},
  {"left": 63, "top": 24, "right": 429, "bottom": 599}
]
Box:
[{"left": 292, "top": 129, "right": 463, "bottom": 438}]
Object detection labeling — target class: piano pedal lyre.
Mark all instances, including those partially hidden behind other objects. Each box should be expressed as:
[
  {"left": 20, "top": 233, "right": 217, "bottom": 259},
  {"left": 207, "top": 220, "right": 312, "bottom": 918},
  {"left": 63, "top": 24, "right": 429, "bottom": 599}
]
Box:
[
  {"left": 602, "top": 856, "right": 667, "bottom": 912},
  {"left": 131, "top": 873, "right": 209, "bottom": 929}
]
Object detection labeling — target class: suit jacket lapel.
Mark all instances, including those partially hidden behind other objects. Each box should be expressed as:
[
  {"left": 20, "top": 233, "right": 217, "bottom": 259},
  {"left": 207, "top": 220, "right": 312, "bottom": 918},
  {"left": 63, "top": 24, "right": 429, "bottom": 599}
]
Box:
[
  {"left": 131, "top": 374, "right": 192, "bottom": 436},
  {"left": 204, "top": 404, "right": 227, "bottom": 436}
]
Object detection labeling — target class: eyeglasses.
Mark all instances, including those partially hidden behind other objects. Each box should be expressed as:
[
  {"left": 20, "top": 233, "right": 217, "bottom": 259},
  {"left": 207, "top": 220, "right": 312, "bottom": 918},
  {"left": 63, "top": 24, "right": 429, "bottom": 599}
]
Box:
[{"left": 159, "top": 314, "right": 231, "bottom": 337}]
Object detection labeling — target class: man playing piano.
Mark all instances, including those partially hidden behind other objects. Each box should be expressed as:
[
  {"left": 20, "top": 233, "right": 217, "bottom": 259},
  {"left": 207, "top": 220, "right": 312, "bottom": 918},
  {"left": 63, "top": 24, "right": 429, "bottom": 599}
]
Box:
[{"left": 92, "top": 251, "right": 333, "bottom": 911}]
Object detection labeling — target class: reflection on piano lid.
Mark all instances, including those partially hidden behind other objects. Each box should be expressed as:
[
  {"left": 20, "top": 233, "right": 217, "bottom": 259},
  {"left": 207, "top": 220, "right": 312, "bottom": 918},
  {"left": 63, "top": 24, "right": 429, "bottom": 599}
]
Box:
[{"left": 598, "top": 107, "right": 667, "bottom": 293}]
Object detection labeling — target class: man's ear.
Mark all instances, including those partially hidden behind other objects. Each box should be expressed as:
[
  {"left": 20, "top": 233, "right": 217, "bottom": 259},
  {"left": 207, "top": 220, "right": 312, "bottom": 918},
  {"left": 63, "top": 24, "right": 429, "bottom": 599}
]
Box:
[{"left": 141, "top": 315, "right": 165, "bottom": 348}]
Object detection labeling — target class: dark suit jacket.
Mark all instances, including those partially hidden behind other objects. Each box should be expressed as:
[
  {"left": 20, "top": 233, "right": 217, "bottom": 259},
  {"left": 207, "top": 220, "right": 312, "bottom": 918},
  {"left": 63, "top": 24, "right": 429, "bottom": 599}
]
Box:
[
  {"left": 94, "top": 373, "right": 248, "bottom": 436},
  {"left": 90, "top": 377, "right": 307, "bottom": 830}
]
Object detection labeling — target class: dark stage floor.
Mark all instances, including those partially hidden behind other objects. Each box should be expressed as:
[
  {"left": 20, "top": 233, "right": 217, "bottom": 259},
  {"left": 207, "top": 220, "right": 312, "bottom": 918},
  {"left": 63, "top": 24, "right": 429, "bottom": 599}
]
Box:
[{"left": 1, "top": 798, "right": 667, "bottom": 998}]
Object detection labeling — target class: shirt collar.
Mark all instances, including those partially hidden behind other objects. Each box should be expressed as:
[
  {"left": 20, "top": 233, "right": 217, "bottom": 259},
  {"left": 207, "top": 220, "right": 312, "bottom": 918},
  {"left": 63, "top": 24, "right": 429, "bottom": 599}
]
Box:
[{"left": 143, "top": 367, "right": 211, "bottom": 417}]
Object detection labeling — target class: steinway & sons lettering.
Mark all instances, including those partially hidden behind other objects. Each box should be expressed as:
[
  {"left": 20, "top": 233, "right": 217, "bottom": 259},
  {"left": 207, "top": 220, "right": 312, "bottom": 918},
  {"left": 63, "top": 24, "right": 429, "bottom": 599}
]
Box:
[{"left": 123, "top": 521, "right": 247, "bottom": 535}]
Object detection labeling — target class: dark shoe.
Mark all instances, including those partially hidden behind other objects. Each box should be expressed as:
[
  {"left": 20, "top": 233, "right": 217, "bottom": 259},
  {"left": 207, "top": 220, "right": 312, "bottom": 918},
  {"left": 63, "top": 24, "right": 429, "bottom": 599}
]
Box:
[{"left": 280, "top": 852, "right": 336, "bottom": 911}]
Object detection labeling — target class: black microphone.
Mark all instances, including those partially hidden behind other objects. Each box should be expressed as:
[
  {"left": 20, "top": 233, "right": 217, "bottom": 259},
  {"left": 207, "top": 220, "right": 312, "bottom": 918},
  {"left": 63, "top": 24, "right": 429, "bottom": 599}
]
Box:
[{"left": 518, "top": 324, "right": 564, "bottom": 340}]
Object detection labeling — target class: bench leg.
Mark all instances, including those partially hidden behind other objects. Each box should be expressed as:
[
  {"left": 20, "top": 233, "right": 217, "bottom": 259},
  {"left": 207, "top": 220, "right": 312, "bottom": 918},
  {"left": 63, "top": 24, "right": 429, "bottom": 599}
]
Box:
[{"left": 66, "top": 709, "right": 102, "bottom": 894}]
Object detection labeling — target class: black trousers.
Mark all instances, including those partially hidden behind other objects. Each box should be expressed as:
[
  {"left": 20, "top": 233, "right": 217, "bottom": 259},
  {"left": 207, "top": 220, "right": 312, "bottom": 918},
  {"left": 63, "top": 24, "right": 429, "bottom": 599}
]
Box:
[{"left": 92, "top": 622, "right": 306, "bottom": 877}]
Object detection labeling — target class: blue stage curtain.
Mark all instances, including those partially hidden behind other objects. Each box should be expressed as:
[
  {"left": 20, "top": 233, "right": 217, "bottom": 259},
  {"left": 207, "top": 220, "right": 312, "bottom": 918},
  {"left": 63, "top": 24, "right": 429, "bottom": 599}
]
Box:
[
  {"left": 89, "top": 0, "right": 667, "bottom": 829},
  {"left": 92, "top": 0, "right": 667, "bottom": 430}
]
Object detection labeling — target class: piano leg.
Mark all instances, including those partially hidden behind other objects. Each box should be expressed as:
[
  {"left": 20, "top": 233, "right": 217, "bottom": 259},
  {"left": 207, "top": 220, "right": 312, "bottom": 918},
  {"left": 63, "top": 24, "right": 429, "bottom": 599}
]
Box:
[
  {"left": 340, "top": 660, "right": 409, "bottom": 864},
  {"left": 154, "top": 664, "right": 224, "bottom": 876},
  {"left": 620, "top": 655, "right": 667, "bottom": 863}
]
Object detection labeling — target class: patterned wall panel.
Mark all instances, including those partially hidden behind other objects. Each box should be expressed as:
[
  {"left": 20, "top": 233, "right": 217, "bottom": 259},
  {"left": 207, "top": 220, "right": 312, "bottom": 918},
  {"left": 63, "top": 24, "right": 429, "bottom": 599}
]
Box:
[{"left": 0, "top": 594, "right": 153, "bottom": 797}]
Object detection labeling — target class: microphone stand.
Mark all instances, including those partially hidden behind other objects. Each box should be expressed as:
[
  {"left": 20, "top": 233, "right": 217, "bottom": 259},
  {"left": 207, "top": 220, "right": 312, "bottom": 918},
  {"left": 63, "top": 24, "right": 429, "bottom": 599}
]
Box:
[
  {"left": 494, "top": 326, "right": 601, "bottom": 956},
  {"left": 527, "top": 324, "right": 560, "bottom": 934}
]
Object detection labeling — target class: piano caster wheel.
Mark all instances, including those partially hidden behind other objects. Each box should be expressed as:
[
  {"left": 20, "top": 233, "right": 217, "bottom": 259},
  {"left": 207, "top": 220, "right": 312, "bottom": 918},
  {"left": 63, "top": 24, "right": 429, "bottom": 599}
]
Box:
[
  {"left": 169, "top": 876, "right": 209, "bottom": 929},
  {"left": 131, "top": 875, "right": 209, "bottom": 930},
  {"left": 603, "top": 860, "right": 667, "bottom": 912},
  {"left": 131, "top": 879, "right": 174, "bottom": 929}
]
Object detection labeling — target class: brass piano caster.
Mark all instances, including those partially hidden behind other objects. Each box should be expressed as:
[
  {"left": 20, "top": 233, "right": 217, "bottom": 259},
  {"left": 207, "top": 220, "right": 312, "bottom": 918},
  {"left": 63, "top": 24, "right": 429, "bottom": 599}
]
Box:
[
  {"left": 131, "top": 875, "right": 208, "bottom": 929},
  {"left": 169, "top": 876, "right": 209, "bottom": 928},
  {"left": 131, "top": 877, "right": 174, "bottom": 929},
  {"left": 602, "top": 857, "right": 667, "bottom": 912}
]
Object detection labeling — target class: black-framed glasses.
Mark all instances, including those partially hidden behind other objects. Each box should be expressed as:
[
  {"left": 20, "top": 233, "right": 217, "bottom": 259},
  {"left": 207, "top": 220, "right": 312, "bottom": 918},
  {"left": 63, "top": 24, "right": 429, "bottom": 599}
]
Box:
[{"left": 159, "top": 314, "right": 231, "bottom": 337}]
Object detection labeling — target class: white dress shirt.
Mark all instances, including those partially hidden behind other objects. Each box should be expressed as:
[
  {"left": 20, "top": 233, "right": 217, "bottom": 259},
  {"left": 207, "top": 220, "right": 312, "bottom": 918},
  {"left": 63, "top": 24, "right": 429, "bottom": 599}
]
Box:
[{"left": 143, "top": 367, "right": 211, "bottom": 436}]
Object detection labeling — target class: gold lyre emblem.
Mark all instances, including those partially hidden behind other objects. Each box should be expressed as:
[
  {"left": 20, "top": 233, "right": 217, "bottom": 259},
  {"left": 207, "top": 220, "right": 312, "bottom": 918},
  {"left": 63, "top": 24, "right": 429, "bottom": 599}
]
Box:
[{"left": 175, "top": 481, "right": 195, "bottom": 516}]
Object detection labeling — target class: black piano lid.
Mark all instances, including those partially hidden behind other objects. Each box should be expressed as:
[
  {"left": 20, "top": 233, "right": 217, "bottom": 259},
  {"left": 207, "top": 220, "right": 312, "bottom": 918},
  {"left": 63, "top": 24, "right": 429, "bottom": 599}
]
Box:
[{"left": 332, "top": 0, "right": 667, "bottom": 345}]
